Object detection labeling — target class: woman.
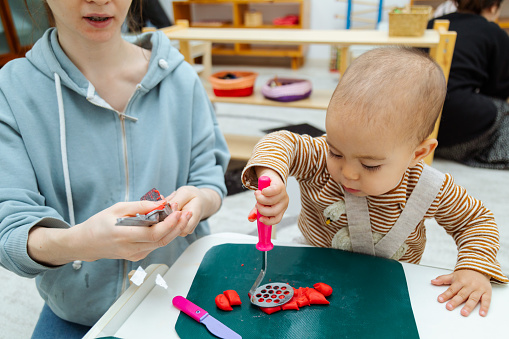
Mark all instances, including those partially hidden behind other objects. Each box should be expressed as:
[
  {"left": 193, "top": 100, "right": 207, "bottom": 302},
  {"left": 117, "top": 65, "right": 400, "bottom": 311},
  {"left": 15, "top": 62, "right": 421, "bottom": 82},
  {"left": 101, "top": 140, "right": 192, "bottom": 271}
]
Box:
[
  {"left": 428, "top": 0, "right": 509, "bottom": 169},
  {"left": 0, "top": 0, "right": 229, "bottom": 337}
]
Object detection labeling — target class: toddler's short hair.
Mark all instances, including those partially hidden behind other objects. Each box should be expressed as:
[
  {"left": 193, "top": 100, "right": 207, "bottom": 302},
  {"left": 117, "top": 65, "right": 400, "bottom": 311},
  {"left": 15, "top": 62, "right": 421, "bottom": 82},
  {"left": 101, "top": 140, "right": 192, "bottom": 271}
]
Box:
[{"left": 328, "top": 46, "right": 446, "bottom": 145}]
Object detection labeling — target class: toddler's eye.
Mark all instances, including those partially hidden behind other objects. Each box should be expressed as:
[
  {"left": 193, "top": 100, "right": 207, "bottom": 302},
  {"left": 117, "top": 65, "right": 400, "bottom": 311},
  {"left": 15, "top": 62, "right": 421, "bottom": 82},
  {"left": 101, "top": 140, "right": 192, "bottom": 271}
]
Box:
[
  {"left": 362, "top": 164, "right": 381, "bottom": 171},
  {"left": 328, "top": 150, "right": 342, "bottom": 159}
]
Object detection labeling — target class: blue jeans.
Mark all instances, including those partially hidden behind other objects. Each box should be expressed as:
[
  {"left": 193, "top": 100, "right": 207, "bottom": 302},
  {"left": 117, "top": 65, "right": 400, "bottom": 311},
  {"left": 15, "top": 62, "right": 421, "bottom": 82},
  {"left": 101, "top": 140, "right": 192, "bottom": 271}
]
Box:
[{"left": 31, "top": 304, "right": 91, "bottom": 338}]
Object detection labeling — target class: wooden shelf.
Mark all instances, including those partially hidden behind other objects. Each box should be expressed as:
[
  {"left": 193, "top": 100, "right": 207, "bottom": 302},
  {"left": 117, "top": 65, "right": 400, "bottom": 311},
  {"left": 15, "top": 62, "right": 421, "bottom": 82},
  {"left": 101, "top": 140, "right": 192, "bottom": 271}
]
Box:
[
  {"left": 237, "top": 44, "right": 301, "bottom": 56},
  {"left": 223, "top": 134, "right": 261, "bottom": 162},
  {"left": 211, "top": 44, "right": 237, "bottom": 55},
  {"left": 163, "top": 21, "right": 456, "bottom": 164},
  {"left": 190, "top": 23, "right": 234, "bottom": 28},
  {"left": 209, "top": 85, "right": 331, "bottom": 161},
  {"left": 205, "top": 84, "right": 332, "bottom": 110},
  {"left": 173, "top": 0, "right": 309, "bottom": 68}
]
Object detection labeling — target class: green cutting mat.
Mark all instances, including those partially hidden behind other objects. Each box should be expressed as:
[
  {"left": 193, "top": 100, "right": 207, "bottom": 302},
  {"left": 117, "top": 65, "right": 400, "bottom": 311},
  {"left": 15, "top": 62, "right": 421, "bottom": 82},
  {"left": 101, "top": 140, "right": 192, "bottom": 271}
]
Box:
[{"left": 175, "top": 244, "right": 419, "bottom": 339}]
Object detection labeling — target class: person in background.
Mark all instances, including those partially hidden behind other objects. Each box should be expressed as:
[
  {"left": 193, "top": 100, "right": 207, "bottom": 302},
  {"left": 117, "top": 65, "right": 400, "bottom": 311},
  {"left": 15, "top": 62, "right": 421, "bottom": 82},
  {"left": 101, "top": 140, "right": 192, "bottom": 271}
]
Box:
[
  {"left": 433, "top": 0, "right": 458, "bottom": 17},
  {"left": 428, "top": 0, "right": 509, "bottom": 169},
  {"left": 0, "top": 0, "right": 229, "bottom": 337},
  {"left": 242, "top": 47, "right": 508, "bottom": 320}
]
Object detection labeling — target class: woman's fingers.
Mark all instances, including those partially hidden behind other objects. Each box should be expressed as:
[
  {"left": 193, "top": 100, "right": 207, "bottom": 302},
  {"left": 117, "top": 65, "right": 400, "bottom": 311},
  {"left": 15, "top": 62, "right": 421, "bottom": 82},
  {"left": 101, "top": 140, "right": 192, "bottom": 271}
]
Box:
[{"left": 112, "top": 200, "right": 165, "bottom": 217}]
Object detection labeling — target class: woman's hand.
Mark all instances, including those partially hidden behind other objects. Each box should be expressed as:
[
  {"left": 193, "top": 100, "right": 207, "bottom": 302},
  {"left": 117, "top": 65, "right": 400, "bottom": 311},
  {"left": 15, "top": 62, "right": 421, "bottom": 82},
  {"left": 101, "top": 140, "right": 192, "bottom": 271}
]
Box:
[
  {"left": 165, "top": 186, "right": 222, "bottom": 236},
  {"left": 28, "top": 200, "right": 189, "bottom": 266},
  {"left": 28, "top": 186, "right": 222, "bottom": 266}
]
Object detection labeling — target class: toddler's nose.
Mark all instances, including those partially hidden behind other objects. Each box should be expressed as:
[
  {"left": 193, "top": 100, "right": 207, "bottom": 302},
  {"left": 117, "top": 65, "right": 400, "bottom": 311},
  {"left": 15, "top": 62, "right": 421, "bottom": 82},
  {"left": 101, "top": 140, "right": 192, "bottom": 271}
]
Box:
[{"left": 341, "top": 164, "right": 359, "bottom": 181}]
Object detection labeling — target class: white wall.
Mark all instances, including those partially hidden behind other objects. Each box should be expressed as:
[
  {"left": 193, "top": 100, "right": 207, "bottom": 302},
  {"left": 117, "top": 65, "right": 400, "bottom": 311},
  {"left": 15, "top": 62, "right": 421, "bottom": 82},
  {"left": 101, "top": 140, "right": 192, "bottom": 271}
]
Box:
[
  {"left": 307, "top": 0, "right": 409, "bottom": 59},
  {"left": 159, "top": 0, "right": 411, "bottom": 60}
]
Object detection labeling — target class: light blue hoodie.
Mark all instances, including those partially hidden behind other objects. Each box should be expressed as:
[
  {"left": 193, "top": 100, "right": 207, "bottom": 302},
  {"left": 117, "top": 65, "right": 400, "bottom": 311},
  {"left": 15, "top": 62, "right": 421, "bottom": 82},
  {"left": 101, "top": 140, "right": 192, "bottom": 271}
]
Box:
[{"left": 0, "top": 28, "right": 229, "bottom": 326}]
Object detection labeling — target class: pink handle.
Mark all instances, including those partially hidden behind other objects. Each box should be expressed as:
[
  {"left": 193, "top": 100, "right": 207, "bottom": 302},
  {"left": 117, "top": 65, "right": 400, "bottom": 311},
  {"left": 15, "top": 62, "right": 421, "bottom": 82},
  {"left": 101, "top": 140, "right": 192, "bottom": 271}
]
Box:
[
  {"left": 172, "top": 296, "right": 207, "bottom": 322},
  {"left": 256, "top": 176, "right": 274, "bottom": 251}
]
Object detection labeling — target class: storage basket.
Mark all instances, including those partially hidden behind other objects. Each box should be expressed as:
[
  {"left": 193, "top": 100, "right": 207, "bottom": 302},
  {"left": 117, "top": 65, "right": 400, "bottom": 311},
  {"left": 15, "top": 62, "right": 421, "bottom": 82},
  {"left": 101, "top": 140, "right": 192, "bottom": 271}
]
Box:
[
  {"left": 209, "top": 71, "right": 258, "bottom": 97},
  {"left": 261, "top": 78, "right": 312, "bottom": 102},
  {"left": 244, "top": 11, "right": 263, "bottom": 27},
  {"left": 388, "top": 6, "right": 432, "bottom": 37}
]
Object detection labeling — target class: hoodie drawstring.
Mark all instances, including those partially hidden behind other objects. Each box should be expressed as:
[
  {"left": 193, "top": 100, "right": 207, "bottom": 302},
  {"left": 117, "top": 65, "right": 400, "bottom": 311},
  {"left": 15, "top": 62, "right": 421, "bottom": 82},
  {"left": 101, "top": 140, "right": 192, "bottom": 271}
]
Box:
[{"left": 55, "top": 73, "right": 82, "bottom": 270}]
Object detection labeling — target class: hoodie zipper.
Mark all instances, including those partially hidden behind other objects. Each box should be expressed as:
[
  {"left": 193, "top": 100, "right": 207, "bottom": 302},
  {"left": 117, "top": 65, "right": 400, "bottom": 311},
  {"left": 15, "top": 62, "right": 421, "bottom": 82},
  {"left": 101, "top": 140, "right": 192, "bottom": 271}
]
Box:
[
  {"left": 86, "top": 83, "right": 142, "bottom": 294},
  {"left": 120, "top": 114, "right": 130, "bottom": 203},
  {"left": 120, "top": 113, "right": 129, "bottom": 294},
  {"left": 119, "top": 84, "right": 143, "bottom": 294}
]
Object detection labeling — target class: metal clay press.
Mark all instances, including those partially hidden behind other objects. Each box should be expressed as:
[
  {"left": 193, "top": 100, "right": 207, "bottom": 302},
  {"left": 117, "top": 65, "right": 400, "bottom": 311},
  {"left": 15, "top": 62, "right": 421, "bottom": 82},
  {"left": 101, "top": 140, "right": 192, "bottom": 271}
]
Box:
[{"left": 249, "top": 176, "right": 294, "bottom": 307}]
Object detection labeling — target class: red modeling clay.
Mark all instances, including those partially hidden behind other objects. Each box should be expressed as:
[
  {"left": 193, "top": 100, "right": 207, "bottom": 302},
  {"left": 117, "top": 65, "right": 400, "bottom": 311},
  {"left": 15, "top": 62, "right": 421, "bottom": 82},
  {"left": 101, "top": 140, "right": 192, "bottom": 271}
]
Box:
[
  {"left": 223, "top": 290, "right": 242, "bottom": 306},
  {"left": 306, "top": 288, "right": 330, "bottom": 305},
  {"left": 258, "top": 283, "right": 332, "bottom": 315},
  {"left": 313, "top": 282, "right": 333, "bottom": 297},
  {"left": 148, "top": 201, "right": 167, "bottom": 213},
  {"left": 215, "top": 294, "right": 233, "bottom": 311},
  {"left": 248, "top": 210, "right": 257, "bottom": 220},
  {"left": 281, "top": 296, "right": 299, "bottom": 311},
  {"left": 141, "top": 188, "right": 163, "bottom": 201},
  {"left": 294, "top": 287, "right": 310, "bottom": 308},
  {"left": 260, "top": 306, "right": 281, "bottom": 314}
]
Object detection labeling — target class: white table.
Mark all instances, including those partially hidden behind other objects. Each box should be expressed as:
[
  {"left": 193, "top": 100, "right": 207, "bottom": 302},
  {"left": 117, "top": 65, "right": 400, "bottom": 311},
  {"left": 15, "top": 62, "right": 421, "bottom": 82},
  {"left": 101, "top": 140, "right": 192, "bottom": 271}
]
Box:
[{"left": 85, "top": 233, "right": 508, "bottom": 339}]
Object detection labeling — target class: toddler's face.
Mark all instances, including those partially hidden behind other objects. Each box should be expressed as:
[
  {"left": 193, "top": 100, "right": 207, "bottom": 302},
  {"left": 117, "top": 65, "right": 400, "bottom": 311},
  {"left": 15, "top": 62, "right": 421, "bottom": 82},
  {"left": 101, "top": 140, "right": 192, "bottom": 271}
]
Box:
[{"left": 325, "top": 114, "right": 418, "bottom": 197}]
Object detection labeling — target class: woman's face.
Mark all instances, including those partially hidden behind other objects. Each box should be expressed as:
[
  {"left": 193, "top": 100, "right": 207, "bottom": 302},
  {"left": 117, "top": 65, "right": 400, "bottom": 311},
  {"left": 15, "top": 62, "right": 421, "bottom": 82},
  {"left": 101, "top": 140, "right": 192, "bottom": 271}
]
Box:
[{"left": 45, "top": 0, "right": 132, "bottom": 44}]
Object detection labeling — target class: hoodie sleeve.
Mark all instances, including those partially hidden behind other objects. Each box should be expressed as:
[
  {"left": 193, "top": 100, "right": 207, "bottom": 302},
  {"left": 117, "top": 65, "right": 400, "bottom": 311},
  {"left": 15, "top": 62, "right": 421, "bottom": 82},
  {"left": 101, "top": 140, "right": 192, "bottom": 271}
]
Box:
[
  {"left": 0, "top": 90, "right": 69, "bottom": 278},
  {"left": 186, "top": 77, "right": 230, "bottom": 198}
]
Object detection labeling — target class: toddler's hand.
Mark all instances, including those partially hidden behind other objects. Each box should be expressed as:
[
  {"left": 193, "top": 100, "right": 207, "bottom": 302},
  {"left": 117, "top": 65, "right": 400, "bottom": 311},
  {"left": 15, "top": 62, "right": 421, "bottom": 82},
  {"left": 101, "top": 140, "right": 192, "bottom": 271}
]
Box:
[
  {"left": 247, "top": 168, "right": 289, "bottom": 225},
  {"left": 432, "top": 269, "right": 491, "bottom": 317}
]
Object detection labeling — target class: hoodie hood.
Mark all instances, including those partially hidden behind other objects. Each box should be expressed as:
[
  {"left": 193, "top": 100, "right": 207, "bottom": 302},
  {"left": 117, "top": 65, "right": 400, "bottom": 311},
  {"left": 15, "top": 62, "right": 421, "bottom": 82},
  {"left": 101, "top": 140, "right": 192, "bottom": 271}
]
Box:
[{"left": 26, "top": 28, "right": 185, "bottom": 97}]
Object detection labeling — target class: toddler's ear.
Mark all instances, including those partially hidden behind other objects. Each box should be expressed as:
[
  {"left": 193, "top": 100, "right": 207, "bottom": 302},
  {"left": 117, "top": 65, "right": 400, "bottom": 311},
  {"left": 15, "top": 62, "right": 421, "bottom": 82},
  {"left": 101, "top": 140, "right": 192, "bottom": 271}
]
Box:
[{"left": 410, "top": 138, "right": 438, "bottom": 166}]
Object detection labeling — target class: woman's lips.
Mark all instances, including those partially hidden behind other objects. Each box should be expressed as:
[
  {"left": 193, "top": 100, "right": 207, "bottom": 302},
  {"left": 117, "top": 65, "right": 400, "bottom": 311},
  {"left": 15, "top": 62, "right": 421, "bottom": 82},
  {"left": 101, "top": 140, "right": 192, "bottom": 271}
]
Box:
[{"left": 84, "top": 16, "right": 113, "bottom": 28}]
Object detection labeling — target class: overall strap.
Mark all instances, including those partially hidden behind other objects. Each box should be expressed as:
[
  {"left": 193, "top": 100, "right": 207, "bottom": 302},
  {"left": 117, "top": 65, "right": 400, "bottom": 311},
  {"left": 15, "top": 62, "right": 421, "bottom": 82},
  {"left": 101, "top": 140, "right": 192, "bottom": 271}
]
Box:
[
  {"left": 344, "top": 192, "right": 375, "bottom": 255},
  {"left": 374, "top": 165, "right": 445, "bottom": 258}
]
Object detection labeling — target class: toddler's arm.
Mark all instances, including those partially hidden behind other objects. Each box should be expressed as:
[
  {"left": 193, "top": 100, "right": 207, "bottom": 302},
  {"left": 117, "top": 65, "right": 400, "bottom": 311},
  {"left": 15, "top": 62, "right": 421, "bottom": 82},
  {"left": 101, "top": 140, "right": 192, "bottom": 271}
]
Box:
[
  {"left": 246, "top": 167, "right": 289, "bottom": 226},
  {"left": 434, "top": 175, "right": 508, "bottom": 284},
  {"left": 432, "top": 269, "right": 492, "bottom": 317}
]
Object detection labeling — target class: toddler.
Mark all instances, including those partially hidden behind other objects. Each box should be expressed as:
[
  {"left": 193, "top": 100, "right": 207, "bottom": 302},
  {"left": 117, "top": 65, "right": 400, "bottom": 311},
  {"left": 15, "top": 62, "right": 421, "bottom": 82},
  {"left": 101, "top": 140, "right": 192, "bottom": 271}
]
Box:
[{"left": 242, "top": 47, "right": 508, "bottom": 317}]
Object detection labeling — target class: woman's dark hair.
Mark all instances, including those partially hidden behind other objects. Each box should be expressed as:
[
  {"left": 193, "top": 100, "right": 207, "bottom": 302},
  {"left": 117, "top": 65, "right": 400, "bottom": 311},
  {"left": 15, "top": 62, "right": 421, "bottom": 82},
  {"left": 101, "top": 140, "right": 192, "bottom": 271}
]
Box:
[
  {"left": 21, "top": 1, "right": 54, "bottom": 28},
  {"left": 455, "top": 0, "right": 503, "bottom": 14}
]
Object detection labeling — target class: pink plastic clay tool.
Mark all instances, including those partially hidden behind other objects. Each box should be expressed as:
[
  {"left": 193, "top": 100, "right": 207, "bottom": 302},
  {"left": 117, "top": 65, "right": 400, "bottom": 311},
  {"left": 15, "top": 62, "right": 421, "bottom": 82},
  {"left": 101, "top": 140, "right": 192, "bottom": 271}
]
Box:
[
  {"left": 173, "top": 296, "right": 241, "bottom": 339},
  {"left": 248, "top": 176, "right": 294, "bottom": 307}
]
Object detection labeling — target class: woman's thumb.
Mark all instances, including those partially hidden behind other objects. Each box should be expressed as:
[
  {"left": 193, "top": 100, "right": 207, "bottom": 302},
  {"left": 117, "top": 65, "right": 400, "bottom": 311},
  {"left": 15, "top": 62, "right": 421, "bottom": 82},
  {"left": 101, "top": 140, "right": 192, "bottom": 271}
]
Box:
[{"left": 117, "top": 200, "right": 166, "bottom": 217}]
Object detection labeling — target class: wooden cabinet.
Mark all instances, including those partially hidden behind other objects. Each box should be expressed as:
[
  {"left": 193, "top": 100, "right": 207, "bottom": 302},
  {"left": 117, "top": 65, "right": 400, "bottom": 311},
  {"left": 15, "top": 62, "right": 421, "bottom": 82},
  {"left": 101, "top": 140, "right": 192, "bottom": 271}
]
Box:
[
  {"left": 0, "top": 0, "right": 25, "bottom": 66},
  {"left": 172, "top": 0, "right": 310, "bottom": 69},
  {"left": 0, "top": 0, "right": 50, "bottom": 67}
]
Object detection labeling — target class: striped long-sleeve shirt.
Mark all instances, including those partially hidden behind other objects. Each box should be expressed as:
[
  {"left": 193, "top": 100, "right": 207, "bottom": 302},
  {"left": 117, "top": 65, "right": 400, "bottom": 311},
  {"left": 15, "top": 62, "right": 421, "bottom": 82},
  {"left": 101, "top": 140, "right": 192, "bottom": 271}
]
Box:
[{"left": 242, "top": 131, "right": 508, "bottom": 283}]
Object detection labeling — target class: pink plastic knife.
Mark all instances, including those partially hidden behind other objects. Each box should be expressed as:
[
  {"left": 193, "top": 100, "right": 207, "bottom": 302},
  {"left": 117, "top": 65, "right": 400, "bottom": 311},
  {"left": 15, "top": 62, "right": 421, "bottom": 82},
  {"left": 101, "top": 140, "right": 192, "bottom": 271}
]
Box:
[{"left": 173, "top": 296, "right": 242, "bottom": 339}]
